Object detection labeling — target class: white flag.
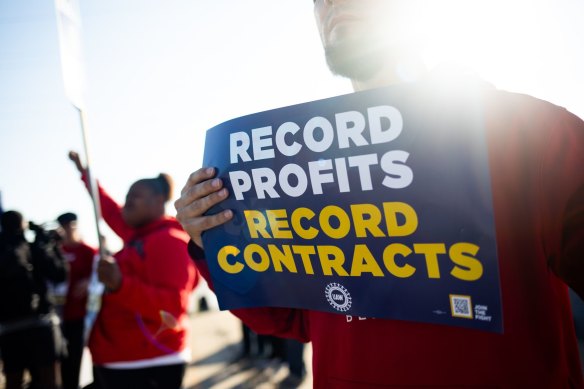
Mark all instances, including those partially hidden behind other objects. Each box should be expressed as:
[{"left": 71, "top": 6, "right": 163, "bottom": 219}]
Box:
[{"left": 55, "top": 0, "right": 85, "bottom": 109}]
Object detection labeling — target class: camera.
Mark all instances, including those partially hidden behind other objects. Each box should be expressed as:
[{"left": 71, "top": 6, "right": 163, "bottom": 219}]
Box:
[{"left": 28, "top": 221, "right": 62, "bottom": 244}]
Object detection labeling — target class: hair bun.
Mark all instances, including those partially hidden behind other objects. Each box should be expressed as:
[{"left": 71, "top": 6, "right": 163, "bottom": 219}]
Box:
[{"left": 156, "top": 173, "right": 174, "bottom": 201}]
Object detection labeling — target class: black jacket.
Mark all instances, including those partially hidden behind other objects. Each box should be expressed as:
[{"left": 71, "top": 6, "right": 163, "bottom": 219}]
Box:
[{"left": 0, "top": 232, "right": 67, "bottom": 323}]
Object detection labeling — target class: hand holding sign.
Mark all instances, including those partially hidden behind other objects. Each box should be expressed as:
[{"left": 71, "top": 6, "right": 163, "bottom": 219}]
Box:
[
  {"left": 192, "top": 85, "right": 503, "bottom": 333},
  {"left": 175, "top": 167, "right": 233, "bottom": 249}
]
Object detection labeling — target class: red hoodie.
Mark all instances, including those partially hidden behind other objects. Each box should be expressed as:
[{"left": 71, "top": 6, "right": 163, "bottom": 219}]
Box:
[
  {"left": 190, "top": 88, "right": 584, "bottom": 388},
  {"left": 88, "top": 184, "right": 199, "bottom": 365}
]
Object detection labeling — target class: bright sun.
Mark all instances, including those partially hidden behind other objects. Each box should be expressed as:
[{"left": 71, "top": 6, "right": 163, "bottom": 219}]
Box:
[{"left": 389, "top": 0, "right": 549, "bottom": 92}]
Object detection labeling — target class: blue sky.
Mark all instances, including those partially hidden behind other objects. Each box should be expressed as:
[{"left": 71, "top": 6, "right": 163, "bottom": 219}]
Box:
[
  {"left": 1, "top": 0, "right": 583, "bottom": 250},
  {"left": 0, "top": 0, "right": 348, "bottom": 249}
]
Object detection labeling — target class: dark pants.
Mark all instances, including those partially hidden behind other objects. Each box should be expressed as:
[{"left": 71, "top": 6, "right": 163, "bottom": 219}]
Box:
[
  {"left": 285, "top": 339, "right": 305, "bottom": 377},
  {"left": 241, "top": 323, "right": 252, "bottom": 356},
  {"left": 62, "top": 319, "right": 85, "bottom": 389},
  {"left": 0, "top": 323, "right": 64, "bottom": 389},
  {"left": 92, "top": 363, "right": 186, "bottom": 389},
  {"left": 241, "top": 324, "right": 284, "bottom": 358}
]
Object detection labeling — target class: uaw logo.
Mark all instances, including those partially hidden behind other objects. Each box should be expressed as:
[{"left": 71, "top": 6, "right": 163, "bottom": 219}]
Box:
[{"left": 325, "top": 283, "right": 352, "bottom": 312}]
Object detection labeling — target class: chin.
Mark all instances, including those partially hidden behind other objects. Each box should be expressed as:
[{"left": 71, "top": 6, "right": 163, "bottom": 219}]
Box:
[
  {"left": 323, "top": 24, "right": 389, "bottom": 81},
  {"left": 122, "top": 213, "right": 136, "bottom": 228},
  {"left": 325, "top": 43, "right": 386, "bottom": 81}
]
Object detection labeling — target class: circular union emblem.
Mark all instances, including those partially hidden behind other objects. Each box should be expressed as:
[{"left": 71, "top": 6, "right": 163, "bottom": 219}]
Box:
[{"left": 325, "top": 283, "right": 352, "bottom": 312}]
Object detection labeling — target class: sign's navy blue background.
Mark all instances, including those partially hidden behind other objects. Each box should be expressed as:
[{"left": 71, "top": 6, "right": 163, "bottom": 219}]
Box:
[{"left": 202, "top": 82, "right": 503, "bottom": 333}]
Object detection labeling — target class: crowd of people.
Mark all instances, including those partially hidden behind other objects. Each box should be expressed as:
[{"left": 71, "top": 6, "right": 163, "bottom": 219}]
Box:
[
  {"left": 2, "top": 0, "right": 584, "bottom": 388},
  {"left": 0, "top": 151, "right": 307, "bottom": 389},
  {"left": 0, "top": 210, "right": 68, "bottom": 389},
  {"left": 1, "top": 149, "right": 199, "bottom": 389}
]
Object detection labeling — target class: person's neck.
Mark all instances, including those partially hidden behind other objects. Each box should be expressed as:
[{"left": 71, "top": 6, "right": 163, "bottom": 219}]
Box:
[
  {"left": 134, "top": 213, "right": 165, "bottom": 230},
  {"left": 351, "top": 56, "right": 428, "bottom": 92},
  {"left": 63, "top": 236, "right": 80, "bottom": 246}
]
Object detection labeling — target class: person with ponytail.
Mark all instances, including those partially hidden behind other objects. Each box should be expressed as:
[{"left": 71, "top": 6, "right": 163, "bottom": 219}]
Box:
[{"left": 68, "top": 151, "right": 199, "bottom": 389}]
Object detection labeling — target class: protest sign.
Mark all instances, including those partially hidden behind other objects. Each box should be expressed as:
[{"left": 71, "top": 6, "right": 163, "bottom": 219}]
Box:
[{"left": 202, "top": 82, "right": 502, "bottom": 332}]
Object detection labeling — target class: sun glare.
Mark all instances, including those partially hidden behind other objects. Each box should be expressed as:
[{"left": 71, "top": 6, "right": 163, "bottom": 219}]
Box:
[{"left": 389, "top": 0, "right": 548, "bottom": 89}]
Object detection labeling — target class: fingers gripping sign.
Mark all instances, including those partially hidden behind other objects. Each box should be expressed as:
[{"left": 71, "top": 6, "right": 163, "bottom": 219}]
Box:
[{"left": 175, "top": 167, "right": 233, "bottom": 249}]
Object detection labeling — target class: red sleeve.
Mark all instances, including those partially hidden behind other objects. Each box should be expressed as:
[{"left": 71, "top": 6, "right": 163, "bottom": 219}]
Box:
[
  {"left": 81, "top": 173, "right": 134, "bottom": 242},
  {"left": 108, "top": 231, "right": 199, "bottom": 322},
  {"left": 543, "top": 108, "right": 584, "bottom": 298},
  {"left": 188, "top": 241, "right": 309, "bottom": 343}
]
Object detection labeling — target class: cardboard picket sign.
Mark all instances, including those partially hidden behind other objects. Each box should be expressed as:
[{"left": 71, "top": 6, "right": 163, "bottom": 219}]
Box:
[{"left": 202, "top": 82, "right": 503, "bottom": 333}]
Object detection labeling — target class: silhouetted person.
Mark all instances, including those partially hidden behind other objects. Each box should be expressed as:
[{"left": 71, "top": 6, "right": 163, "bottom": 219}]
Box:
[{"left": 0, "top": 210, "right": 68, "bottom": 389}]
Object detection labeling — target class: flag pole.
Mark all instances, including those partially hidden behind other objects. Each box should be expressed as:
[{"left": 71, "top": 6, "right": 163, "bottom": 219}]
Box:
[
  {"left": 76, "top": 107, "right": 105, "bottom": 257},
  {"left": 54, "top": 0, "right": 104, "bottom": 256},
  {"left": 55, "top": 0, "right": 105, "bottom": 346}
]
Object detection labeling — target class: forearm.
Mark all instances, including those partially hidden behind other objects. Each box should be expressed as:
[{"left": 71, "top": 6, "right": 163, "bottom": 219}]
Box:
[{"left": 81, "top": 173, "right": 133, "bottom": 241}]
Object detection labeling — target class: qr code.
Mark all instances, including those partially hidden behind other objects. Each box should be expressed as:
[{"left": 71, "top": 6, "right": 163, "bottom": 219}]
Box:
[{"left": 450, "top": 294, "right": 473, "bottom": 319}]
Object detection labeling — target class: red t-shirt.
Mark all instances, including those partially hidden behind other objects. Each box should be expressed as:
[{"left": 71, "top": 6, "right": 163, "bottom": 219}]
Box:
[
  {"left": 191, "top": 85, "right": 584, "bottom": 388},
  {"left": 61, "top": 242, "right": 96, "bottom": 321}
]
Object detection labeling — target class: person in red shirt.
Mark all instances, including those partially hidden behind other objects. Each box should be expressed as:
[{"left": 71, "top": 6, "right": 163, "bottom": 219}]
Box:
[
  {"left": 56, "top": 212, "right": 96, "bottom": 389},
  {"left": 69, "top": 152, "right": 199, "bottom": 389},
  {"left": 174, "top": 0, "right": 584, "bottom": 387}
]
